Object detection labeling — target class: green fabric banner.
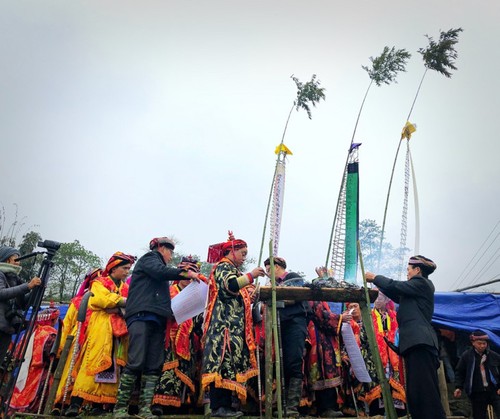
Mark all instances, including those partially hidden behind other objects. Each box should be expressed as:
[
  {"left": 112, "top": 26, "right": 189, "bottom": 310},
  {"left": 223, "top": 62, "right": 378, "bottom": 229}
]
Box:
[{"left": 344, "top": 162, "right": 359, "bottom": 282}]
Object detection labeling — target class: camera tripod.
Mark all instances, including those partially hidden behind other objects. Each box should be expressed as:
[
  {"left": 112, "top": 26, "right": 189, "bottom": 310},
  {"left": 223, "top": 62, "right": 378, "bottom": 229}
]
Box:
[{"left": 0, "top": 240, "right": 61, "bottom": 416}]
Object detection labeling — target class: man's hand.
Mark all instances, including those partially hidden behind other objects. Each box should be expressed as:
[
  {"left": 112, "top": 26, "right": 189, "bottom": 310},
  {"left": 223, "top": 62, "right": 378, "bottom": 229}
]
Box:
[
  {"left": 250, "top": 267, "right": 265, "bottom": 279},
  {"left": 453, "top": 388, "right": 462, "bottom": 398},
  {"left": 365, "top": 272, "right": 376, "bottom": 283},
  {"left": 178, "top": 261, "right": 200, "bottom": 273},
  {"left": 341, "top": 310, "right": 353, "bottom": 323},
  {"left": 186, "top": 270, "right": 200, "bottom": 282},
  {"left": 28, "top": 276, "right": 42, "bottom": 289},
  {"left": 248, "top": 284, "right": 257, "bottom": 302}
]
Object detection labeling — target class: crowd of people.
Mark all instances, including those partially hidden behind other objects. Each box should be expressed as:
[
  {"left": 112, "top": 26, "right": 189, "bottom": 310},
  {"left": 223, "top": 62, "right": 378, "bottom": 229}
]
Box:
[{"left": 0, "top": 236, "right": 499, "bottom": 418}]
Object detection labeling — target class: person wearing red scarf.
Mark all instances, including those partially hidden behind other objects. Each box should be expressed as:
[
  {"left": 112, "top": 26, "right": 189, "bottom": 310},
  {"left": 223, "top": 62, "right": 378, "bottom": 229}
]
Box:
[
  {"left": 65, "top": 252, "right": 135, "bottom": 417},
  {"left": 9, "top": 304, "right": 60, "bottom": 413},
  {"left": 359, "top": 292, "right": 406, "bottom": 416},
  {"left": 201, "top": 232, "right": 265, "bottom": 418},
  {"left": 151, "top": 256, "right": 208, "bottom": 415}
]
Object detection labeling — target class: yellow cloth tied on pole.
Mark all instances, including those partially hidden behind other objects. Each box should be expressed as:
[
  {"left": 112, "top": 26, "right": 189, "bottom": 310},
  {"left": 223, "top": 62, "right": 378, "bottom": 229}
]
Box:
[
  {"left": 401, "top": 121, "right": 416, "bottom": 140},
  {"left": 274, "top": 143, "right": 293, "bottom": 155}
]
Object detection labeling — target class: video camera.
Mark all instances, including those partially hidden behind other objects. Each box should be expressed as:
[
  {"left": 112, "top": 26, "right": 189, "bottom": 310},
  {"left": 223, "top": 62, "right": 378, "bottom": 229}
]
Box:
[{"left": 38, "top": 239, "right": 61, "bottom": 255}]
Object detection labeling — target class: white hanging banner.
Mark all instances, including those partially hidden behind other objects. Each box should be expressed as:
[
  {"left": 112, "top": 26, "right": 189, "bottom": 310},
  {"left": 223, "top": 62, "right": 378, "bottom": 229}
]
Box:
[
  {"left": 341, "top": 323, "right": 371, "bottom": 383},
  {"left": 171, "top": 280, "right": 209, "bottom": 324},
  {"left": 270, "top": 159, "right": 286, "bottom": 256}
]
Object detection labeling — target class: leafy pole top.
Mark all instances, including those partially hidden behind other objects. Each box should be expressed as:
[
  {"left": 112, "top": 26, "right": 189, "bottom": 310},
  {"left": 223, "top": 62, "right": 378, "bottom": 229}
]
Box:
[
  {"left": 418, "top": 27, "right": 463, "bottom": 78},
  {"left": 325, "top": 47, "right": 410, "bottom": 269},
  {"left": 377, "top": 27, "right": 463, "bottom": 271},
  {"left": 258, "top": 74, "right": 325, "bottom": 265},
  {"left": 290, "top": 74, "right": 326, "bottom": 120},
  {"left": 362, "top": 46, "right": 411, "bottom": 87}
]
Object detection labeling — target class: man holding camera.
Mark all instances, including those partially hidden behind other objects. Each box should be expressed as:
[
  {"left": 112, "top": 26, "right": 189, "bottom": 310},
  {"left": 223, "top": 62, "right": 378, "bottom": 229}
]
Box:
[{"left": 0, "top": 246, "right": 41, "bottom": 366}]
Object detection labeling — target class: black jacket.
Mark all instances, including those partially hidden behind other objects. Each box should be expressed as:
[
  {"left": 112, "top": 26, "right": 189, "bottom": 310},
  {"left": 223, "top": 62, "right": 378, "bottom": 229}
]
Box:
[
  {"left": 373, "top": 274, "right": 438, "bottom": 355},
  {"left": 0, "top": 270, "right": 31, "bottom": 334},
  {"left": 455, "top": 347, "right": 500, "bottom": 396},
  {"left": 278, "top": 271, "right": 309, "bottom": 322},
  {"left": 125, "top": 251, "right": 184, "bottom": 320}
]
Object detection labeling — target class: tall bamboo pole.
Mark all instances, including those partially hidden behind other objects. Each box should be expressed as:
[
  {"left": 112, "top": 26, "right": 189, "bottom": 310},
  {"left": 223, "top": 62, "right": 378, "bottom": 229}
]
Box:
[
  {"left": 258, "top": 105, "right": 294, "bottom": 266},
  {"left": 377, "top": 69, "right": 427, "bottom": 270},
  {"left": 269, "top": 241, "right": 282, "bottom": 419},
  {"left": 358, "top": 241, "right": 397, "bottom": 419},
  {"left": 265, "top": 303, "right": 273, "bottom": 418},
  {"left": 325, "top": 80, "right": 372, "bottom": 267}
]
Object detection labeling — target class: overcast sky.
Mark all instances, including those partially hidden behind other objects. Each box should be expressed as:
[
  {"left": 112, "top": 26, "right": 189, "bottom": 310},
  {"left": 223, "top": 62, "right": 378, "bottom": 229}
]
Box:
[{"left": 1, "top": 1, "right": 499, "bottom": 292}]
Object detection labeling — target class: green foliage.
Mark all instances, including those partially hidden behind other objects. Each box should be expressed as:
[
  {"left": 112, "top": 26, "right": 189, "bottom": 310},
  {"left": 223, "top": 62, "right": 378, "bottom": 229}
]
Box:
[
  {"left": 291, "top": 74, "right": 326, "bottom": 119},
  {"left": 418, "top": 28, "right": 463, "bottom": 78},
  {"left": 362, "top": 46, "right": 411, "bottom": 86},
  {"left": 18, "top": 231, "right": 42, "bottom": 282},
  {"left": 0, "top": 203, "right": 30, "bottom": 247},
  {"left": 48, "top": 240, "right": 102, "bottom": 301}
]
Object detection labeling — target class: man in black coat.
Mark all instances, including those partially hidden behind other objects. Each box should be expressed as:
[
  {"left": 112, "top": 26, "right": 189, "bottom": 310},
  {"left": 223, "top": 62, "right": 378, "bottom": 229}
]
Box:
[
  {"left": 114, "top": 237, "right": 199, "bottom": 419},
  {"left": 264, "top": 256, "right": 309, "bottom": 418},
  {"left": 365, "top": 255, "right": 446, "bottom": 419},
  {"left": 454, "top": 330, "right": 500, "bottom": 419}
]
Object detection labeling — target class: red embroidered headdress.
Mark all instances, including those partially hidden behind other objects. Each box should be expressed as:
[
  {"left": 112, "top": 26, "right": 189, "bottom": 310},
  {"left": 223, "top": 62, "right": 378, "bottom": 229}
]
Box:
[
  {"left": 207, "top": 231, "right": 247, "bottom": 263},
  {"left": 76, "top": 267, "right": 102, "bottom": 297},
  {"left": 102, "top": 251, "right": 136, "bottom": 276},
  {"left": 36, "top": 302, "right": 60, "bottom": 326}
]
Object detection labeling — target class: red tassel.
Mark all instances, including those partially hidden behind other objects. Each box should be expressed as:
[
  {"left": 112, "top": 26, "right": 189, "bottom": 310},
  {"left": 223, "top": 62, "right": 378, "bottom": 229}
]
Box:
[{"left": 207, "top": 242, "right": 224, "bottom": 263}]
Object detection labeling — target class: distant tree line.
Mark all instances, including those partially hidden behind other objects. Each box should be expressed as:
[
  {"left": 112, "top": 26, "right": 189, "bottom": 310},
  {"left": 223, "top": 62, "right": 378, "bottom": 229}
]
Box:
[{"left": 2, "top": 205, "right": 407, "bottom": 300}]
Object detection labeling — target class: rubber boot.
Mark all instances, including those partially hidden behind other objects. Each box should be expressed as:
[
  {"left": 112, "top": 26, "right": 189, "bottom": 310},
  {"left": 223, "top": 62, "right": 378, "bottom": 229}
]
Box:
[
  {"left": 65, "top": 396, "right": 83, "bottom": 417},
  {"left": 285, "top": 377, "right": 302, "bottom": 418},
  {"left": 137, "top": 375, "right": 159, "bottom": 419},
  {"left": 113, "top": 373, "right": 137, "bottom": 418}
]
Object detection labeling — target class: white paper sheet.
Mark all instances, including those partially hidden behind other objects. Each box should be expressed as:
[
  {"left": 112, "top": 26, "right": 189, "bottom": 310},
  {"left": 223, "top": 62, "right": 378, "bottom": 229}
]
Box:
[
  {"left": 341, "top": 322, "right": 372, "bottom": 383},
  {"left": 171, "top": 280, "right": 209, "bottom": 324}
]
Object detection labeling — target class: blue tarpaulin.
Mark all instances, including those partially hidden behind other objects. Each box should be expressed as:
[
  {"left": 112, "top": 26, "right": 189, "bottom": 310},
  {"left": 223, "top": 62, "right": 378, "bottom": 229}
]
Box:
[
  {"left": 41, "top": 294, "right": 499, "bottom": 348},
  {"left": 432, "top": 292, "right": 500, "bottom": 349}
]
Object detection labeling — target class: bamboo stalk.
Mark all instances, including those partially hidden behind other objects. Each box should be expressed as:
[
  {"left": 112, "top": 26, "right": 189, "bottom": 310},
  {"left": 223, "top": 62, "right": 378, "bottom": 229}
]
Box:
[
  {"left": 257, "top": 105, "right": 294, "bottom": 266},
  {"left": 358, "top": 241, "right": 397, "bottom": 419},
  {"left": 43, "top": 335, "right": 74, "bottom": 415},
  {"left": 264, "top": 303, "right": 273, "bottom": 419},
  {"left": 269, "top": 241, "right": 282, "bottom": 419},
  {"left": 325, "top": 79, "right": 372, "bottom": 267}
]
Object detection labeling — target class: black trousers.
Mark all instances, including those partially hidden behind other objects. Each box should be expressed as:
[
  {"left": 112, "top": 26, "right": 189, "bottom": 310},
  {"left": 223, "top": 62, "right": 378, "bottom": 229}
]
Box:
[
  {"left": 279, "top": 314, "right": 307, "bottom": 385},
  {"left": 404, "top": 345, "right": 446, "bottom": 419},
  {"left": 124, "top": 319, "right": 165, "bottom": 376},
  {"left": 0, "top": 331, "right": 12, "bottom": 368},
  {"left": 210, "top": 386, "right": 233, "bottom": 410},
  {"left": 470, "top": 390, "right": 500, "bottom": 419},
  {"left": 315, "top": 387, "right": 340, "bottom": 414}
]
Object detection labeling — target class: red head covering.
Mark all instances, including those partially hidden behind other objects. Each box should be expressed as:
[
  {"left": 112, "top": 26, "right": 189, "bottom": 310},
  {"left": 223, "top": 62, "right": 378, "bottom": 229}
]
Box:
[
  {"left": 207, "top": 231, "right": 247, "bottom": 263},
  {"left": 102, "top": 251, "right": 136, "bottom": 276},
  {"left": 149, "top": 237, "right": 175, "bottom": 251},
  {"left": 36, "top": 302, "right": 60, "bottom": 326},
  {"left": 76, "top": 267, "right": 102, "bottom": 297}
]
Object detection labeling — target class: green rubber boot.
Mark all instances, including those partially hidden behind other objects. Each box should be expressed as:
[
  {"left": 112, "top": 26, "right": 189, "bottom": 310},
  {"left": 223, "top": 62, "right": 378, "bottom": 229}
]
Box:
[
  {"left": 137, "top": 375, "right": 159, "bottom": 419},
  {"left": 113, "top": 373, "right": 137, "bottom": 418}
]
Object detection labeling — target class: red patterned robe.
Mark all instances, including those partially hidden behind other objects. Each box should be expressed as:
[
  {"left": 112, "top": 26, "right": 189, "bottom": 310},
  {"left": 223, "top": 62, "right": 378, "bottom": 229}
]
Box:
[
  {"left": 306, "top": 301, "right": 343, "bottom": 391},
  {"left": 201, "top": 258, "right": 258, "bottom": 402},
  {"left": 152, "top": 282, "right": 204, "bottom": 408},
  {"left": 9, "top": 324, "right": 57, "bottom": 412}
]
